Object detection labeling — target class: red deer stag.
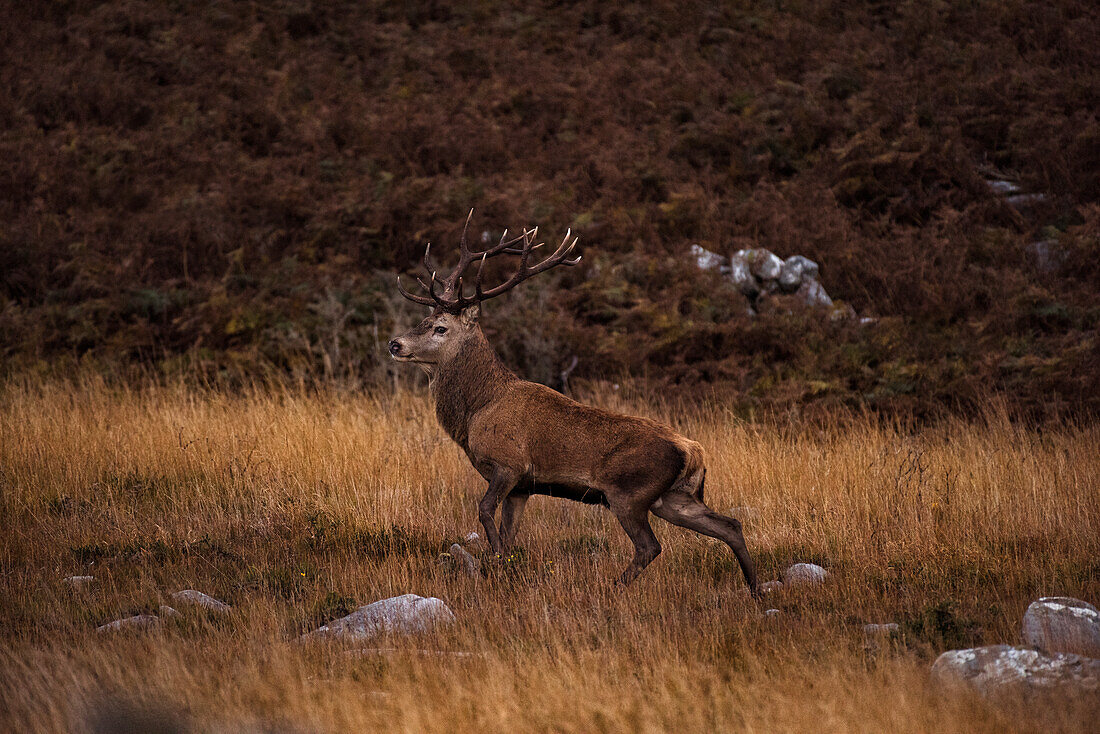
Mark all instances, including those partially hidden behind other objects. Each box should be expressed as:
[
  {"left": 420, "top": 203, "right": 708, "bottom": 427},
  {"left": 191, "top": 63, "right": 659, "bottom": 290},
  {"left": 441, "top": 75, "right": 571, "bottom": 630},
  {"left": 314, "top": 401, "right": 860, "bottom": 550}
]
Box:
[{"left": 388, "top": 219, "right": 759, "bottom": 595}]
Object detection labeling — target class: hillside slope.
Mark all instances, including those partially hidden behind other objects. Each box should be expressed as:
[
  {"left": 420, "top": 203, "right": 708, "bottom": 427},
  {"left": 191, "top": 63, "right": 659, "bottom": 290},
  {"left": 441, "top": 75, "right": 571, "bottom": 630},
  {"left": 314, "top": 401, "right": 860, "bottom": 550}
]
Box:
[{"left": 2, "top": 1, "right": 1098, "bottom": 418}]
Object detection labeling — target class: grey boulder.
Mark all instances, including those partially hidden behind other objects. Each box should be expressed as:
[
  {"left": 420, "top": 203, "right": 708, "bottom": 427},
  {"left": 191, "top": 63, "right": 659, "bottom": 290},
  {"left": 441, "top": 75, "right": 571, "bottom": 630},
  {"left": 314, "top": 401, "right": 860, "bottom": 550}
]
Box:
[
  {"left": 746, "top": 249, "right": 784, "bottom": 281},
  {"left": 449, "top": 543, "right": 482, "bottom": 578},
  {"left": 931, "top": 645, "right": 1100, "bottom": 699},
  {"left": 783, "top": 563, "right": 828, "bottom": 585},
  {"left": 303, "top": 594, "right": 455, "bottom": 641},
  {"left": 728, "top": 250, "right": 758, "bottom": 297},
  {"left": 778, "top": 255, "right": 819, "bottom": 293},
  {"left": 1022, "top": 597, "right": 1100, "bottom": 658},
  {"left": 797, "top": 278, "right": 833, "bottom": 309},
  {"left": 170, "top": 590, "right": 231, "bottom": 613}
]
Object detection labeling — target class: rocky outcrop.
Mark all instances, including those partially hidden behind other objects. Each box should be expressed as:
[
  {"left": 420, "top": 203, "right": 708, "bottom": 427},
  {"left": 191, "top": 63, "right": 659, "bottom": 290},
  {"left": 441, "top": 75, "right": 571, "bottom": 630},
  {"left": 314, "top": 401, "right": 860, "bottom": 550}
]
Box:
[{"left": 692, "top": 245, "right": 841, "bottom": 315}]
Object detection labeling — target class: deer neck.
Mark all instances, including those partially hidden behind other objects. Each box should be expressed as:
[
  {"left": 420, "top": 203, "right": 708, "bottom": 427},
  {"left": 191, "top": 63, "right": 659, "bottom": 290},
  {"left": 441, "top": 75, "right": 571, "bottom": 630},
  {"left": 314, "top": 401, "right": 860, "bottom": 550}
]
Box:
[{"left": 429, "top": 330, "right": 515, "bottom": 447}]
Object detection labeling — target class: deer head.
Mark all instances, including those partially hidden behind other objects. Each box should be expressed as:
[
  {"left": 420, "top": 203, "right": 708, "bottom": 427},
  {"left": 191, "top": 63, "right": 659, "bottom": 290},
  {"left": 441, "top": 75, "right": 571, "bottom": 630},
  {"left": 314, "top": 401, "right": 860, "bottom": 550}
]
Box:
[{"left": 388, "top": 212, "right": 581, "bottom": 368}]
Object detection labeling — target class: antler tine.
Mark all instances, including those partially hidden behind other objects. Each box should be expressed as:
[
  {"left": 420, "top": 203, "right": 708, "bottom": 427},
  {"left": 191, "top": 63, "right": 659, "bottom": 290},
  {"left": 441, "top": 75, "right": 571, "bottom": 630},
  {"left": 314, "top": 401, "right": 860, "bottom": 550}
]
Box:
[
  {"left": 474, "top": 252, "right": 488, "bottom": 300},
  {"left": 422, "top": 242, "right": 435, "bottom": 277},
  {"left": 475, "top": 227, "right": 581, "bottom": 301},
  {"left": 428, "top": 270, "right": 442, "bottom": 303},
  {"left": 396, "top": 276, "right": 436, "bottom": 306},
  {"left": 399, "top": 216, "right": 581, "bottom": 312}
]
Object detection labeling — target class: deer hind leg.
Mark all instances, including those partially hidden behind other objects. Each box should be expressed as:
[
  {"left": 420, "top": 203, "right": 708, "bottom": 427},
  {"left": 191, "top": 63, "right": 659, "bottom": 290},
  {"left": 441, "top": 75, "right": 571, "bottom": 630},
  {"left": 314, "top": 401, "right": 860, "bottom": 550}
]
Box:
[
  {"left": 498, "top": 491, "right": 530, "bottom": 552},
  {"left": 651, "top": 490, "right": 760, "bottom": 598},
  {"left": 479, "top": 467, "right": 520, "bottom": 555},
  {"left": 610, "top": 506, "right": 662, "bottom": 585}
]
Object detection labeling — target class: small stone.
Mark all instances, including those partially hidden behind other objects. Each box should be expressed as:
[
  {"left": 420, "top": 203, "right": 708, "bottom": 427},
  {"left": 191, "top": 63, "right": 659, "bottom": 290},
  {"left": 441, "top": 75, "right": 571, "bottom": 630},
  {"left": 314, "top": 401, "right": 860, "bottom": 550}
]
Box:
[
  {"left": 764, "top": 608, "right": 782, "bottom": 617},
  {"left": 759, "top": 581, "right": 784, "bottom": 595},
  {"left": 690, "top": 244, "right": 726, "bottom": 272},
  {"left": 96, "top": 614, "right": 160, "bottom": 634},
  {"left": 449, "top": 543, "right": 482, "bottom": 578},
  {"left": 783, "top": 563, "right": 828, "bottom": 585},
  {"left": 1023, "top": 597, "right": 1100, "bottom": 658},
  {"left": 464, "top": 531, "right": 481, "bottom": 544},
  {"left": 63, "top": 575, "right": 95, "bottom": 588},
  {"left": 1006, "top": 193, "right": 1046, "bottom": 208},
  {"left": 170, "top": 590, "right": 231, "bottom": 613},
  {"left": 863, "top": 623, "right": 900, "bottom": 635},
  {"left": 302, "top": 594, "right": 455, "bottom": 641},
  {"left": 986, "top": 179, "right": 1022, "bottom": 195},
  {"left": 158, "top": 605, "right": 180, "bottom": 618},
  {"left": 931, "top": 645, "right": 1100, "bottom": 700}
]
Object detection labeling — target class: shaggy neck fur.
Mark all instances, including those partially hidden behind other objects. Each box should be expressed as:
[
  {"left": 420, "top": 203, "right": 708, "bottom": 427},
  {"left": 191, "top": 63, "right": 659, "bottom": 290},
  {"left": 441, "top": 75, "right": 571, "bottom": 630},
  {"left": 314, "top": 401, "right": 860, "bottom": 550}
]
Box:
[{"left": 428, "top": 328, "right": 516, "bottom": 448}]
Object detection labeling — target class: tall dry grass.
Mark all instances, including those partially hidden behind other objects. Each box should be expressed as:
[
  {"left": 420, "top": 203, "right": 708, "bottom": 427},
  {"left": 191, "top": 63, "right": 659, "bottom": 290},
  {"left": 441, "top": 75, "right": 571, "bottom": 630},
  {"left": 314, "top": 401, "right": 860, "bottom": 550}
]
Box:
[{"left": 1, "top": 377, "right": 1097, "bottom": 732}]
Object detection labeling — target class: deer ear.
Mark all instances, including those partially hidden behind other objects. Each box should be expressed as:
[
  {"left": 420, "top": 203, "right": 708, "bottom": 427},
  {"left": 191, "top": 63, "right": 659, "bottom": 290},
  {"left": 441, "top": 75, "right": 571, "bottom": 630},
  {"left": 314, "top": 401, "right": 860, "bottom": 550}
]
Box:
[{"left": 459, "top": 303, "right": 480, "bottom": 326}]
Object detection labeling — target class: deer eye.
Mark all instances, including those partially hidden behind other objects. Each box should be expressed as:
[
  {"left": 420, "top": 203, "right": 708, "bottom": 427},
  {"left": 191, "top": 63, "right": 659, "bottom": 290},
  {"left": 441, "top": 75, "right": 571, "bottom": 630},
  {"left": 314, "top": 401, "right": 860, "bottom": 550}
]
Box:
[{"left": 434, "top": 326, "right": 448, "bottom": 335}]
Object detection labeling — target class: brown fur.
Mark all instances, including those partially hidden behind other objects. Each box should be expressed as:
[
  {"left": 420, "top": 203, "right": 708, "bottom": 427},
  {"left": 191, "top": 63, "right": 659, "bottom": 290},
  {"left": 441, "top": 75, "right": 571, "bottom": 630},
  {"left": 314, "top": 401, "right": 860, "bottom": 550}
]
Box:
[{"left": 390, "top": 307, "right": 759, "bottom": 594}]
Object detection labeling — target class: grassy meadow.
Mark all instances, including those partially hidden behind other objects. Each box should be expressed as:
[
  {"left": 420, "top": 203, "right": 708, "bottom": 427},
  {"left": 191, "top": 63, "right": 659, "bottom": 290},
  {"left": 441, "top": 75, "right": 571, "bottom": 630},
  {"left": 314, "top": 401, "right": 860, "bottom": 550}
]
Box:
[{"left": 1, "top": 378, "right": 1098, "bottom": 733}]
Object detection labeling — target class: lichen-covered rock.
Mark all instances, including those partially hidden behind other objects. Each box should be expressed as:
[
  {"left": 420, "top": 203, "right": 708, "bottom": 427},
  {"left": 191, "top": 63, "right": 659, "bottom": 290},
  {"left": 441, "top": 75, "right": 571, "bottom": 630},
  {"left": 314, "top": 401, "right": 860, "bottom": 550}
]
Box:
[
  {"left": 1022, "top": 597, "right": 1100, "bottom": 658},
  {"left": 783, "top": 563, "right": 828, "bottom": 585},
  {"left": 170, "top": 590, "right": 231, "bottom": 613},
  {"left": 746, "top": 249, "right": 784, "bottom": 281},
  {"left": 449, "top": 543, "right": 481, "bottom": 578},
  {"left": 302, "top": 594, "right": 455, "bottom": 641},
  {"left": 931, "top": 645, "right": 1100, "bottom": 699},
  {"left": 786, "top": 255, "right": 819, "bottom": 279},
  {"left": 729, "top": 250, "right": 758, "bottom": 297},
  {"left": 96, "top": 614, "right": 160, "bottom": 634},
  {"left": 797, "top": 278, "right": 833, "bottom": 309},
  {"left": 158, "top": 605, "right": 180, "bottom": 619},
  {"left": 778, "top": 255, "right": 820, "bottom": 293},
  {"left": 777, "top": 258, "right": 805, "bottom": 292}
]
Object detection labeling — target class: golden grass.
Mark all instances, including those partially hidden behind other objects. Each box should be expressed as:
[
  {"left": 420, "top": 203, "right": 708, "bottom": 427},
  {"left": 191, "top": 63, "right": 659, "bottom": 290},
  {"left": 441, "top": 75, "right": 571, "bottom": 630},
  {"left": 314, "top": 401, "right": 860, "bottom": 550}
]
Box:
[{"left": 1, "top": 378, "right": 1097, "bottom": 733}]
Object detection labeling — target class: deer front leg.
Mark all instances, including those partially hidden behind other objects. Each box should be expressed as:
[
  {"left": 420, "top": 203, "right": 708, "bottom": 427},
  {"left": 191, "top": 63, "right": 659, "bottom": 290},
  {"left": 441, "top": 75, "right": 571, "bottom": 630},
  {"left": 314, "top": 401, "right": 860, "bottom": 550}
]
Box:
[{"left": 478, "top": 467, "right": 519, "bottom": 555}]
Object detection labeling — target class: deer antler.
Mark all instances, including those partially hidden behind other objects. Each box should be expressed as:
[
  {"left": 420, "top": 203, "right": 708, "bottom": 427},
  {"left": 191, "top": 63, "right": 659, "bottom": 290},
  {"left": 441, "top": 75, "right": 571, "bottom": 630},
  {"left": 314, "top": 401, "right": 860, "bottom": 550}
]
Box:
[{"left": 397, "top": 211, "right": 581, "bottom": 312}]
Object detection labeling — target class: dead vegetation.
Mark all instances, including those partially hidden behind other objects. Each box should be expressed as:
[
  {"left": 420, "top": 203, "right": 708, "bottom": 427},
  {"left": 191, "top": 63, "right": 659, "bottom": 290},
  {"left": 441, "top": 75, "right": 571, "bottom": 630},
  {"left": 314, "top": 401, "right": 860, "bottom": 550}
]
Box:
[
  {"left": 1, "top": 379, "right": 1097, "bottom": 732},
  {"left": 1, "top": 1, "right": 1099, "bottom": 418}
]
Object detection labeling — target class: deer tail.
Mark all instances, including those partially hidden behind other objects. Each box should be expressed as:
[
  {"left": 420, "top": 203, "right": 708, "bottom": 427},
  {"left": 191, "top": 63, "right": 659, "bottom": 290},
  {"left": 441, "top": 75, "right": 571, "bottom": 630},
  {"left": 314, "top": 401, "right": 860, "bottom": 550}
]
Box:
[{"left": 671, "top": 438, "right": 707, "bottom": 501}]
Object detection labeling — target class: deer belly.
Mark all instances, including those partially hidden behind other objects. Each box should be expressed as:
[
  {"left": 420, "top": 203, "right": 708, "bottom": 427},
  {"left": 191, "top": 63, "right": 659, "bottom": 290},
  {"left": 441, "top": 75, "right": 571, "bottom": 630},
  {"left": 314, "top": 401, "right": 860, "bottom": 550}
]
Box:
[{"left": 524, "top": 482, "right": 609, "bottom": 507}]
